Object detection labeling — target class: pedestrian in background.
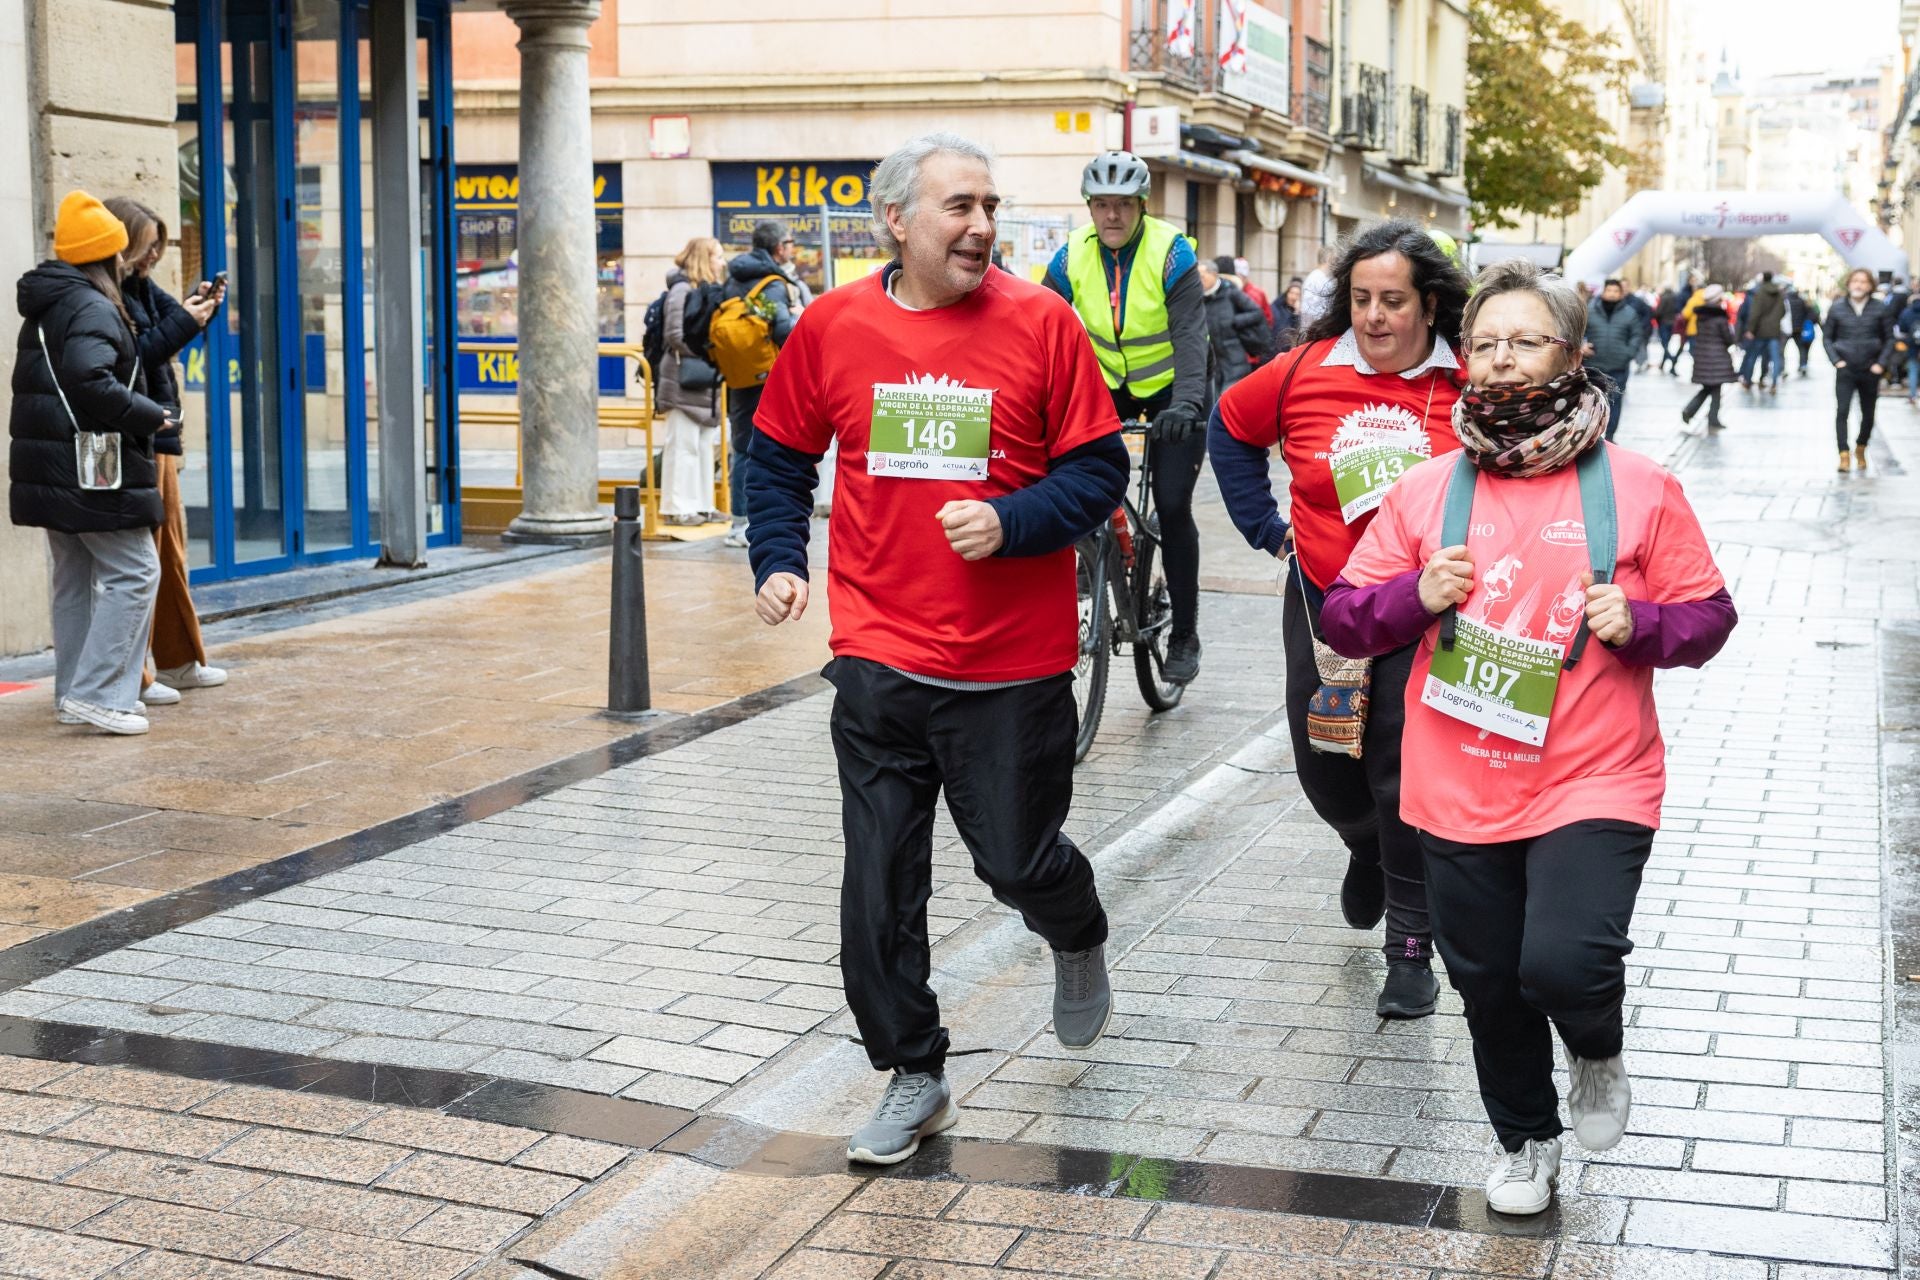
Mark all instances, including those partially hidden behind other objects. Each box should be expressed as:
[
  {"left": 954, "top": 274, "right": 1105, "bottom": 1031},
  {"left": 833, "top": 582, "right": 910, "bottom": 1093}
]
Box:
[
  {"left": 10, "top": 192, "right": 168, "bottom": 735},
  {"left": 102, "top": 197, "right": 227, "bottom": 702},
  {"left": 719, "top": 219, "right": 800, "bottom": 547},
  {"left": 1583, "top": 278, "right": 1641, "bottom": 441},
  {"left": 1322, "top": 257, "right": 1736, "bottom": 1218},
  {"left": 657, "top": 236, "right": 726, "bottom": 524},
  {"left": 1197, "top": 259, "right": 1270, "bottom": 393},
  {"left": 1787, "top": 284, "right": 1818, "bottom": 378},
  {"left": 1272, "top": 280, "right": 1302, "bottom": 353},
  {"left": 1655, "top": 278, "right": 1688, "bottom": 374},
  {"left": 1216, "top": 255, "right": 1274, "bottom": 332},
  {"left": 1898, "top": 290, "right": 1920, "bottom": 406},
  {"left": 1824, "top": 267, "right": 1896, "bottom": 472},
  {"left": 1738, "top": 272, "right": 1786, "bottom": 394},
  {"left": 1681, "top": 284, "right": 1737, "bottom": 432}
]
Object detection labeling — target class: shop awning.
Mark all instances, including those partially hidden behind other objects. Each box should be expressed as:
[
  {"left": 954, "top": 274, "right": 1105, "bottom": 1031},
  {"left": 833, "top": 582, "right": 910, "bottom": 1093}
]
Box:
[
  {"left": 1362, "top": 164, "right": 1471, "bottom": 211},
  {"left": 1223, "top": 150, "right": 1333, "bottom": 188},
  {"left": 1148, "top": 150, "right": 1245, "bottom": 184}
]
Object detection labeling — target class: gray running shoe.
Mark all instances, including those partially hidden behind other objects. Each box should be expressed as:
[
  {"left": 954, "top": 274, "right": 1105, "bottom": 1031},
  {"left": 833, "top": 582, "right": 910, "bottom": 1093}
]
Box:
[
  {"left": 846, "top": 1070, "right": 956, "bottom": 1166},
  {"left": 1053, "top": 943, "right": 1112, "bottom": 1050},
  {"left": 1565, "top": 1049, "right": 1630, "bottom": 1151}
]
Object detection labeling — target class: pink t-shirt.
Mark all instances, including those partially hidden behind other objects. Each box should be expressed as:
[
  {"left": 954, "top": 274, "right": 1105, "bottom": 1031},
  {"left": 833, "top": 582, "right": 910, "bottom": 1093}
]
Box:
[{"left": 1340, "top": 443, "right": 1726, "bottom": 843}]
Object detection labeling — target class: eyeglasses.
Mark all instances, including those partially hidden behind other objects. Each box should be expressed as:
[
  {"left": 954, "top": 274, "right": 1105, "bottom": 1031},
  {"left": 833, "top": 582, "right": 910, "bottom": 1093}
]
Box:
[{"left": 1464, "top": 334, "right": 1572, "bottom": 360}]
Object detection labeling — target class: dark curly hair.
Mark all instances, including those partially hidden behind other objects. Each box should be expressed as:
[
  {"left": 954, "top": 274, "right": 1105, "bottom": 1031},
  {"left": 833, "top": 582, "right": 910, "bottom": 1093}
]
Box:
[{"left": 1301, "top": 219, "right": 1471, "bottom": 355}]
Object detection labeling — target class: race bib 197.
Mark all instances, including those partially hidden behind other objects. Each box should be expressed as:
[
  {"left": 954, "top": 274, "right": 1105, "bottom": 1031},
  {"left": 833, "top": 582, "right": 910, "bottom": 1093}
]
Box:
[
  {"left": 868, "top": 382, "right": 993, "bottom": 480},
  {"left": 1328, "top": 403, "right": 1432, "bottom": 524},
  {"left": 1420, "top": 613, "right": 1563, "bottom": 746}
]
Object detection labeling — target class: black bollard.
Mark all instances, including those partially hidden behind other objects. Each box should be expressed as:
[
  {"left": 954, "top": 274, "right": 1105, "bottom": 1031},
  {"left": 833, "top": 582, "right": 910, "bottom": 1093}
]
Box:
[{"left": 608, "top": 486, "right": 651, "bottom": 715}]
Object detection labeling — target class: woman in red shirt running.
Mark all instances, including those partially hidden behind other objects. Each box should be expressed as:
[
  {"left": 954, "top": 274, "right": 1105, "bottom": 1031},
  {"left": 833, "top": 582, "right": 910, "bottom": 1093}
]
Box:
[
  {"left": 1321, "top": 259, "right": 1736, "bottom": 1216},
  {"left": 1209, "top": 221, "right": 1470, "bottom": 1020}
]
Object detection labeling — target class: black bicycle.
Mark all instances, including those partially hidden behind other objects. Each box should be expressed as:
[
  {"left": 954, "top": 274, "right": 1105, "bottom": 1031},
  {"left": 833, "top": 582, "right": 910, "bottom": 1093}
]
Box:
[{"left": 1070, "top": 422, "right": 1185, "bottom": 762}]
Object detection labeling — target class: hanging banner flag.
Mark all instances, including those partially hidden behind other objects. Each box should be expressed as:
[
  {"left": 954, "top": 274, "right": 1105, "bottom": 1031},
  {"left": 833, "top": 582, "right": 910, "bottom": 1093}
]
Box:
[
  {"left": 1166, "top": 0, "right": 1197, "bottom": 57},
  {"left": 1218, "top": 0, "right": 1248, "bottom": 73}
]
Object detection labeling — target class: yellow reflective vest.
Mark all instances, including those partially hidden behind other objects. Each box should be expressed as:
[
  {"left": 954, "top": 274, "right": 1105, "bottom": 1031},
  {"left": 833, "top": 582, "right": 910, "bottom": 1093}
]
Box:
[{"left": 1066, "top": 215, "right": 1181, "bottom": 398}]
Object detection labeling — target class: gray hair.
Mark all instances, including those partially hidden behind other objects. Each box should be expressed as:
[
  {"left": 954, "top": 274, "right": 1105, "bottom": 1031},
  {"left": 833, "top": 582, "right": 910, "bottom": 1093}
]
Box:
[
  {"left": 1462, "top": 258, "right": 1588, "bottom": 350},
  {"left": 868, "top": 132, "right": 995, "bottom": 260}
]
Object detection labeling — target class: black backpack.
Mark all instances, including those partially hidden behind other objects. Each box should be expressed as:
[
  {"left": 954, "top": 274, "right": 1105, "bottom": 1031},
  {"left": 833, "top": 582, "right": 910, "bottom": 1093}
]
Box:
[{"left": 638, "top": 281, "right": 724, "bottom": 384}]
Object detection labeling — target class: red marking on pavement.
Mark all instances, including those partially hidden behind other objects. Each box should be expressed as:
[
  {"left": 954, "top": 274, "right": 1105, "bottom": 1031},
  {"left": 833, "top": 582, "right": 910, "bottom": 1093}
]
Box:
[{"left": 0, "top": 682, "right": 34, "bottom": 697}]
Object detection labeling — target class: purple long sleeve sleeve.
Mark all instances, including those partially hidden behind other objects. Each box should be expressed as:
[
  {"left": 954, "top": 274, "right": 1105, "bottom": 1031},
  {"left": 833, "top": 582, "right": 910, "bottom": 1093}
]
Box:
[
  {"left": 1320, "top": 570, "right": 1433, "bottom": 659},
  {"left": 1608, "top": 587, "right": 1738, "bottom": 668}
]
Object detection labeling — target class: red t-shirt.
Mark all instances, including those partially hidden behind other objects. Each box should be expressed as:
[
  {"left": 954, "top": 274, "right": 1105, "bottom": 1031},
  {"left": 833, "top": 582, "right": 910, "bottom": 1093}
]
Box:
[
  {"left": 1340, "top": 444, "right": 1727, "bottom": 842},
  {"left": 1217, "top": 338, "right": 1463, "bottom": 589},
  {"left": 754, "top": 269, "right": 1121, "bottom": 682}
]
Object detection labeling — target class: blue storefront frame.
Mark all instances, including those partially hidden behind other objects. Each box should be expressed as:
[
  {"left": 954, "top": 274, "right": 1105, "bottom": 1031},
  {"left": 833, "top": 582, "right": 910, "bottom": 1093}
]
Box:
[{"left": 176, "top": 0, "right": 460, "bottom": 585}]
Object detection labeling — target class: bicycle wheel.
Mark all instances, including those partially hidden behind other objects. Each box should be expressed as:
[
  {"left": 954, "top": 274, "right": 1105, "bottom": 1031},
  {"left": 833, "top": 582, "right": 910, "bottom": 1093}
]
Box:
[
  {"left": 1071, "top": 535, "right": 1112, "bottom": 763},
  {"left": 1130, "top": 528, "right": 1185, "bottom": 711}
]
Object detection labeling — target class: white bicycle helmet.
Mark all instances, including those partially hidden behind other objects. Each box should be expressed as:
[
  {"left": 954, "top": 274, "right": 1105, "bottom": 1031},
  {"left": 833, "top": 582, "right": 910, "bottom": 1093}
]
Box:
[{"left": 1081, "top": 151, "right": 1151, "bottom": 200}]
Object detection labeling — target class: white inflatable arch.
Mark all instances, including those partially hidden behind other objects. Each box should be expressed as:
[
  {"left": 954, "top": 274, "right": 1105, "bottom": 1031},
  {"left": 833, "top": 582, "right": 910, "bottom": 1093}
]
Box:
[{"left": 1560, "top": 191, "right": 1907, "bottom": 287}]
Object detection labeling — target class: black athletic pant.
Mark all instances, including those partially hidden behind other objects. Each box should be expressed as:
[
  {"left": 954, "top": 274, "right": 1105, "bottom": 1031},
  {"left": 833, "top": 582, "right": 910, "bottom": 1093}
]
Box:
[
  {"left": 1794, "top": 336, "right": 1814, "bottom": 372},
  {"left": 1682, "top": 385, "right": 1724, "bottom": 427},
  {"left": 1282, "top": 571, "right": 1429, "bottom": 963},
  {"left": 827, "top": 658, "right": 1108, "bottom": 1077},
  {"left": 1113, "top": 387, "right": 1205, "bottom": 639},
  {"left": 1421, "top": 819, "right": 1653, "bottom": 1151},
  {"left": 1835, "top": 365, "right": 1880, "bottom": 450}
]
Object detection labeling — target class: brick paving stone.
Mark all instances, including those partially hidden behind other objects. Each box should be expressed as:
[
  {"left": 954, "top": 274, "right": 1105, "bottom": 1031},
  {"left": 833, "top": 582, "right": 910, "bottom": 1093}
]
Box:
[
  {"left": 225, "top": 1175, "right": 439, "bottom": 1237},
  {"left": 105, "top": 1251, "right": 278, "bottom": 1280},
  {"left": 208, "top": 1129, "right": 411, "bottom": 1184},
  {"left": 47, "top": 1107, "right": 246, "bottom": 1161},
  {"left": 1000, "top": 1231, "right": 1220, "bottom": 1279},
  {"left": 73, "top": 1197, "right": 294, "bottom": 1262},
  {"left": 1341, "top": 1224, "right": 1551, "bottom": 1276},
  {"left": 945, "top": 1184, "right": 1151, "bottom": 1236},
  {"left": 345, "top": 1109, "right": 543, "bottom": 1162},
  {"left": 0, "top": 1093, "right": 92, "bottom": 1137},
  {"left": 1546, "top": 1242, "right": 1770, "bottom": 1279},
  {"left": 1210, "top": 1258, "right": 1429, "bottom": 1280},
  {"left": 0, "top": 1220, "right": 141, "bottom": 1280},
  {"left": 35, "top": 1068, "right": 225, "bottom": 1114},
  {"left": 843, "top": 1179, "right": 963, "bottom": 1217},
  {"left": 64, "top": 1152, "right": 268, "bottom": 1211},
  {"left": 0, "top": 1059, "right": 78, "bottom": 1093},
  {"left": 187, "top": 1085, "right": 382, "bottom": 1135},
  {"left": 0, "top": 1173, "right": 119, "bottom": 1230},
  {"left": 763, "top": 1250, "right": 887, "bottom": 1279},
  {"left": 0, "top": 1134, "right": 100, "bottom": 1181},
  {"left": 806, "top": 1213, "right": 1019, "bottom": 1265},
  {"left": 401, "top": 1203, "right": 534, "bottom": 1252},
  {"left": 1139, "top": 1203, "right": 1350, "bottom": 1255},
  {"left": 374, "top": 1152, "right": 581, "bottom": 1214},
  {"left": 511, "top": 1135, "right": 628, "bottom": 1179},
  {"left": 255, "top": 1225, "right": 478, "bottom": 1280}
]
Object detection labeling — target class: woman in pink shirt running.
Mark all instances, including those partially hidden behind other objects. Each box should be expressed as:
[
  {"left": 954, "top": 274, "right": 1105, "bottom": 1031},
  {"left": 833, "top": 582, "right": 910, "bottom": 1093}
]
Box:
[{"left": 1321, "top": 259, "right": 1737, "bottom": 1217}]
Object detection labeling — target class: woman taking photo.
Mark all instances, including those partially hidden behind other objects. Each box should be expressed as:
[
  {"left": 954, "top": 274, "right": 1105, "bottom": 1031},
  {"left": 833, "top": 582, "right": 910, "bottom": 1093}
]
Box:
[
  {"left": 1210, "top": 220, "right": 1470, "bottom": 1019},
  {"left": 1824, "top": 267, "right": 1896, "bottom": 472},
  {"left": 103, "top": 197, "right": 227, "bottom": 699},
  {"left": 657, "top": 236, "right": 726, "bottom": 523},
  {"left": 1320, "top": 259, "right": 1736, "bottom": 1216},
  {"left": 10, "top": 191, "right": 170, "bottom": 735}
]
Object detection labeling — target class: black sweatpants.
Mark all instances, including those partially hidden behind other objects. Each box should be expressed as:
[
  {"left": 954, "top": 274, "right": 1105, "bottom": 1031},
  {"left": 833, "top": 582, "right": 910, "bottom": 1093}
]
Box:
[
  {"left": 826, "top": 657, "right": 1108, "bottom": 1076},
  {"left": 1282, "top": 570, "right": 1429, "bottom": 962},
  {"left": 1835, "top": 365, "right": 1880, "bottom": 450},
  {"left": 1113, "top": 387, "right": 1205, "bottom": 639},
  {"left": 1421, "top": 819, "right": 1653, "bottom": 1151}
]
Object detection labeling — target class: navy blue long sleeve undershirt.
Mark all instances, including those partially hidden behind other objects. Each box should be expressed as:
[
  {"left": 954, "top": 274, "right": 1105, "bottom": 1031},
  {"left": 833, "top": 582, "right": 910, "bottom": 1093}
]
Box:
[
  {"left": 1205, "top": 404, "right": 1290, "bottom": 556},
  {"left": 745, "top": 431, "right": 1130, "bottom": 590}
]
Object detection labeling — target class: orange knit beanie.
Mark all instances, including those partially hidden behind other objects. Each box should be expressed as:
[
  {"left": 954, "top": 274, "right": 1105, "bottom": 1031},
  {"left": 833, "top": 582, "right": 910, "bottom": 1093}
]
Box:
[{"left": 53, "top": 190, "right": 128, "bottom": 265}]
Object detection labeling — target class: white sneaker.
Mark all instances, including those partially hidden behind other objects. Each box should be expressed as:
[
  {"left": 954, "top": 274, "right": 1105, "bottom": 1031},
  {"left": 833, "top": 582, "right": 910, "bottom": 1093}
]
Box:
[
  {"left": 142, "top": 682, "right": 182, "bottom": 706},
  {"left": 156, "top": 662, "right": 227, "bottom": 689},
  {"left": 58, "top": 698, "right": 150, "bottom": 736},
  {"left": 1566, "top": 1050, "right": 1631, "bottom": 1151},
  {"left": 58, "top": 700, "right": 145, "bottom": 724},
  {"left": 722, "top": 527, "right": 749, "bottom": 548},
  {"left": 1485, "top": 1136, "right": 1560, "bottom": 1215}
]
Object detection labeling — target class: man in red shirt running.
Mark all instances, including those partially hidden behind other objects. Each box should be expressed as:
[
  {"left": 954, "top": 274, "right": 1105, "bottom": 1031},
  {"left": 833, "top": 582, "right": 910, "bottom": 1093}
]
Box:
[{"left": 745, "top": 133, "right": 1130, "bottom": 1166}]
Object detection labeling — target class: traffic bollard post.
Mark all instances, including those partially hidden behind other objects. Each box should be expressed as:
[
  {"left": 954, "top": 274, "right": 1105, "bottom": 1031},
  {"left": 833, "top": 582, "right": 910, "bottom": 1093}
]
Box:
[{"left": 607, "top": 485, "right": 651, "bottom": 715}]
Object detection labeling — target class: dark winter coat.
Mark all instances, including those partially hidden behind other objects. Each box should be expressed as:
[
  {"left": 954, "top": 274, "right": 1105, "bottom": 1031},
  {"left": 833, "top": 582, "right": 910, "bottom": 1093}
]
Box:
[
  {"left": 1822, "top": 295, "right": 1897, "bottom": 371},
  {"left": 722, "top": 249, "right": 799, "bottom": 348},
  {"left": 10, "top": 262, "right": 167, "bottom": 533},
  {"left": 1270, "top": 300, "right": 1300, "bottom": 353},
  {"left": 1743, "top": 280, "right": 1787, "bottom": 342},
  {"left": 1787, "top": 290, "right": 1816, "bottom": 338},
  {"left": 1655, "top": 287, "right": 1687, "bottom": 325},
  {"left": 1585, "top": 298, "right": 1644, "bottom": 372},
  {"left": 1202, "top": 279, "right": 1270, "bottom": 388},
  {"left": 121, "top": 274, "right": 202, "bottom": 457},
  {"left": 1688, "top": 309, "right": 1740, "bottom": 387},
  {"left": 658, "top": 270, "right": 717, "bottom": 425}
]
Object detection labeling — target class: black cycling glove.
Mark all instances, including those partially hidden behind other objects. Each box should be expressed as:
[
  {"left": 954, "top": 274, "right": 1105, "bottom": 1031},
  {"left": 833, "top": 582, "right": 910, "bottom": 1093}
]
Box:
[{"left": 1150, "top": 404, "right": 1200, "bottom": 443}]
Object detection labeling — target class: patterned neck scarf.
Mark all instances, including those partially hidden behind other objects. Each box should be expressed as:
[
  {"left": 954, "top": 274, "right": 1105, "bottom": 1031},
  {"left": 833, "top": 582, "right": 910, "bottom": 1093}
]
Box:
[{"left": 1452, "top": 367, "right": 1611, "bottom": 478}]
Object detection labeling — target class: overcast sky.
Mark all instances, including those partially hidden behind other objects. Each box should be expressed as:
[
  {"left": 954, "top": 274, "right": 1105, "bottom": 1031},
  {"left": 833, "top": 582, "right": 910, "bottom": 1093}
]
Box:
[{"left": 1691, "top": 0, "right": 1901, "bottom": 80}]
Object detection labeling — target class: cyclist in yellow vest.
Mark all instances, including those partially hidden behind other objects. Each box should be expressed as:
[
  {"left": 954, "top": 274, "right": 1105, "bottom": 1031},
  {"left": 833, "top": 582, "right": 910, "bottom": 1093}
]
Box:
[{"left": 1044, "top": 151, "right": 1211, "bottom": 684}]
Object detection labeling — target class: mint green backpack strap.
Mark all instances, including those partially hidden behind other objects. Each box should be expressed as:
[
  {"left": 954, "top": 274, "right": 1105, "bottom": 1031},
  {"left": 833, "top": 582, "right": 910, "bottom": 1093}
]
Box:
[
  {"left": 1562, "top": 443, "right": 1617, "bottom": 669},
  {"left": 1436, "top": 451, "right": 1478, "bottom": 652}
]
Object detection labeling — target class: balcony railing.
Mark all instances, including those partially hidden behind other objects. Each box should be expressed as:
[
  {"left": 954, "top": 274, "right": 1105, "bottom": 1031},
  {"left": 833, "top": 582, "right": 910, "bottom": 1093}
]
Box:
[
  {"left": 1340, "top": 63, "right": 1389, "bottom": 151},
  {"left": 1437, "top": 105, "right": 1464, "bottom": 177},
  {"left": 1128, "top": 1, "right": 1212, "bottom": 94},
  {"left": 1393, "top": 85, "right": 1431, "bottom": 165},
  {"left": 1296, "top": 36, "right": 1332, "bottom": 134}
]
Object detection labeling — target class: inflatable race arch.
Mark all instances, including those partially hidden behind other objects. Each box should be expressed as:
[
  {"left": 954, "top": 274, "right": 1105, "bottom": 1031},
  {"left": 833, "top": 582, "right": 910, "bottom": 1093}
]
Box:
[{"left": 1560, "top": 191, "right": 1907, "bottom": 287}]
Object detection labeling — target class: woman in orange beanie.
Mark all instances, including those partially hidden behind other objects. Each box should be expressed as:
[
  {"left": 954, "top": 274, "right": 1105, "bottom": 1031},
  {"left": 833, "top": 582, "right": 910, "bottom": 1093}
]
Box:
[{"left": 9, "top": 190, "right": 170, "bottom": 735}]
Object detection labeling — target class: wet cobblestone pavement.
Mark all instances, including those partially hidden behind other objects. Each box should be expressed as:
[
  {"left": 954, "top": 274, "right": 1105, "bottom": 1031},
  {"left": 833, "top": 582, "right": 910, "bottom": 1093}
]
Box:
[{"left": 0, "top": 363, "right": 1916, "bottom": 1277}]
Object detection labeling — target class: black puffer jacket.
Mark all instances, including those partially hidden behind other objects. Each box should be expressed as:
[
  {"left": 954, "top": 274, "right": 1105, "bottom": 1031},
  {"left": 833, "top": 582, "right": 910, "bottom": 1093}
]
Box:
[
  {"left": 1203, "top": 278, "right": 1271, "bottom": 389},
  {"left": 122, "top": 274, "right": 203, "bottom": 457},
  {"left": 1822, "top": 295, "right": 1897, "bottom": 371},
  {"left": 10, "top": 262, "right": 167, "bottom": 533}
]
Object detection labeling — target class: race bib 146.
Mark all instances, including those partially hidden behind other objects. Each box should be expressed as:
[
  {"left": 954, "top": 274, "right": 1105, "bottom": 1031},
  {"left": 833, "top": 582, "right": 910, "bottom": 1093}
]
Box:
[{"left": 868, "top": 382, "right": 993, "bottom": 480}]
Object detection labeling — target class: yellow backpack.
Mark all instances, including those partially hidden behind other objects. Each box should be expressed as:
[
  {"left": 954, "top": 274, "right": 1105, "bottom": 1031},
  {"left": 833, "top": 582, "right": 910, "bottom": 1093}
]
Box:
[{"left": 708, "top": 275, "right": 785, "bottom": 390}]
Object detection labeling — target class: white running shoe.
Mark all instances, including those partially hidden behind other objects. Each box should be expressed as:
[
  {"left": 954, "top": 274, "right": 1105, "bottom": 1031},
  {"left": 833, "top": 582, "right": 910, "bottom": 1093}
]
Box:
[
  {"left": 142, "top": 682, "right": 182, "bottom": 706},
  {"left": 156, "top": 662, "right": 227, "bottom": 689},
  {"left": 58, "top": 698, "right": 150, "bottom": 736},
  {"left": 1485, "top": 1136, "right": 1560, "bottom": 1216},
  {"left": 1566, "top": 1050, "right": 1631, "bottom": 1151}
]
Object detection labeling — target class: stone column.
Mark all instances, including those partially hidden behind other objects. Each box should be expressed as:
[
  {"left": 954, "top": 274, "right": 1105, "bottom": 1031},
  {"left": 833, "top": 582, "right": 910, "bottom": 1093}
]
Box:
[
  {"left": 370, "top": 0, "right": 427, "bottom": 568},
  {"left": 503, "top": 0, "right": 610, "bottom": 544}
]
